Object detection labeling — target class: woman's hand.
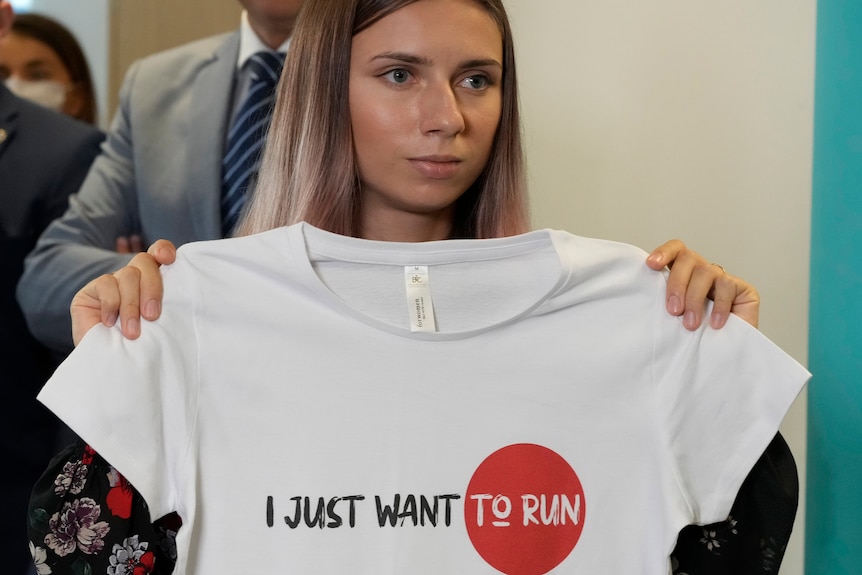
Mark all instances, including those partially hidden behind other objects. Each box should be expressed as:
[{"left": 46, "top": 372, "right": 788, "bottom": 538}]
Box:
[
  {"left": 70, "top": 240, "right": 176, "bottom": 346},
  {"left": 646, "top": 239, "right": 760, "bottom": 330}
]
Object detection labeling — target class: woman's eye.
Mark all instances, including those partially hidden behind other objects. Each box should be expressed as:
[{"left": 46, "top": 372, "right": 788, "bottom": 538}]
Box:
[
  {"left": 384, "top": 68, "right": 412, "bottom": 84},
  {"left": 461, "top": 75, "right": 491, "bottom": 90},
  {"left": 27, "top": 68, "right": 52, "bottom": 81}
]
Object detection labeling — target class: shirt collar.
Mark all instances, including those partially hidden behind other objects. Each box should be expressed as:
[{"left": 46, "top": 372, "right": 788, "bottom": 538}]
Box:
[{"left": 237, "top": 10, "right": 291, "bottom": 69}]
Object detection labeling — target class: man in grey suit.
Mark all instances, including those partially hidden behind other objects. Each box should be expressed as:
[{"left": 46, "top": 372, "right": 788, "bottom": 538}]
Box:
[
  {"left": 17, "top": 0, "right": 303, "bottom": 356},
  {"left": 0, "top": 3, "right": 104, "bottom": 572}
]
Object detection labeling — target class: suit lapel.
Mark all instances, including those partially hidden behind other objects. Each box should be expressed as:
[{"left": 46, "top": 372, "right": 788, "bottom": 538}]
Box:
[
  {"left": 186, "top": 32, "right": 240, "bottom": 240},
  {"left": 0, "top": 86, "right": 20, "bottom": 164}
]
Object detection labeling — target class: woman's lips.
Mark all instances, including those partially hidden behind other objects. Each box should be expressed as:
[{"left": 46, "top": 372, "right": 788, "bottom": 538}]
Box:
[{"left": 408, "top": 156, "right": 463, "bottom": 179}]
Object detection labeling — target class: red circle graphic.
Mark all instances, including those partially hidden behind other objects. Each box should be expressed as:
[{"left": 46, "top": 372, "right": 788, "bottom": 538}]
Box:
[{"left": 464, "top": 444, "right": 586, "bottom": 575}]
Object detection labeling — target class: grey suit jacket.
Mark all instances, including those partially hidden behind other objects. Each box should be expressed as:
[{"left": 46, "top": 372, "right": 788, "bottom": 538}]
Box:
[{"left": 17, "top": 31, "right": 239, "bottom": 355}]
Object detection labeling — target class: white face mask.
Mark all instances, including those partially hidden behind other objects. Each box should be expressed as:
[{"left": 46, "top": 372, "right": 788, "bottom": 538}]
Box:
[{"left": 5, "top": 76, "right": 68, "bottom": 111}]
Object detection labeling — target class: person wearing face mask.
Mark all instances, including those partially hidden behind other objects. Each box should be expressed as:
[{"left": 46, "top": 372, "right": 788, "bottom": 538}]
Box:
[
  {"left": 0, "top": 12, "right": 98, "bottom": 125},
  {"left": 16, "top": 0, "right": 305, "bottom": 358},
  {"left": 0, "top": 3, "right": 104, "bottom": 573}
]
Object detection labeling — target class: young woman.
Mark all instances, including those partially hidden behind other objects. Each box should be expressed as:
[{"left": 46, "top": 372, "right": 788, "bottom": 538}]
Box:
[
  {"left": 29, "top": 0, "right": 804, "bottom": 573},
  {"left": 0, "top": 12, "right": 98, "bottom": 124}
]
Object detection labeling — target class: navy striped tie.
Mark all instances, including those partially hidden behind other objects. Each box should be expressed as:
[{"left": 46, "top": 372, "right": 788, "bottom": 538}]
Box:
[{"left": 221, "top": 51, "right": 285, "bottom": 236}]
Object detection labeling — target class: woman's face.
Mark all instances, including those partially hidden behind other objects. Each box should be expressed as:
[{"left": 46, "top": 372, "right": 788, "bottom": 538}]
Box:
[
  {"left": 0, "top": 32, "right": 82, "bottom": 118},
  {"left": 349, "top": 0, "right": 503, "bottom": 241}
]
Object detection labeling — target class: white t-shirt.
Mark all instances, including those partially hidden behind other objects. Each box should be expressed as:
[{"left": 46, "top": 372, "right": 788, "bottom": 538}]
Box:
[{"left": 39, "top": 223, "right": 809, "bottom": 575}]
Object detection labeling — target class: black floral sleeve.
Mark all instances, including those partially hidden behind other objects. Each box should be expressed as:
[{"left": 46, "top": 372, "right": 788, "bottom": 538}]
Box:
[
  {"left": 27, "top": 439, "right": 180, "bottom": 575},
  {"left": 670, "top": 433, "right": 799, "bottom": 574}
]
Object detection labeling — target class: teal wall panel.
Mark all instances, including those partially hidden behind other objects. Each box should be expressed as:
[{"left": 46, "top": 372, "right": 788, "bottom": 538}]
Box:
[{"left": 807, "top": 0, "right": 862, "bottom": 571}]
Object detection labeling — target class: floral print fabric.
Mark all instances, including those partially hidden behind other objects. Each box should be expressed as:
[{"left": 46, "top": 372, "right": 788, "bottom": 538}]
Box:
[
  {"left": 28, "top": 435, "right": 796, "bottom": 574},
  {"left": 28, "top": 441, "right": 178, "bottom": 575}
]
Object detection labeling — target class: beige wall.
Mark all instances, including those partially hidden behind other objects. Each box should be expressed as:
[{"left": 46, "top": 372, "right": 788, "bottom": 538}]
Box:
[
  {"left": 506, "top": 1, "right": 815, "bottom": 572},
  {"left": 107, "top": 0, "right": 241, "bottom": 115}
]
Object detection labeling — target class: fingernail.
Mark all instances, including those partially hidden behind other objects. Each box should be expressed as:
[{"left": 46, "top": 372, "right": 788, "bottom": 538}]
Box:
[
  {"left": 125, "top": 318, "right": 139, "bottom": 338},
  {"left": 710, "top": 311, "right": 727, "bottom": 329},
  {"left": 106, "top": 313, "right": 118, "bottom": 327},
  {"left": 144, "top": 299, "right": 160, "bottom": 319},
  {"left": 647, "top": 253, "right": 663, "bottom": 265},
  {"left": 668, "top": 295, "right": 682, "bottom": 315},
  {"left": 683, "top": 310, "right": 697, "bottom": 330}
]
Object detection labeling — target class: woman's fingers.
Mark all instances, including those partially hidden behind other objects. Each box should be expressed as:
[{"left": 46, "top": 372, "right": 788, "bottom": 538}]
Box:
[
  {"left": 69, "top": 240, "right": 177, "bottom": 347},
  {"left": 647, "top": 240, "right": 760, "bottom": 330}
]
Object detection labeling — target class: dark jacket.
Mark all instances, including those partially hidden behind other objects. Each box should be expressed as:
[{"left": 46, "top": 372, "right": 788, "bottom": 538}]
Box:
[{"left": 0, "top": 83, "right": 103, "bottom": 573}]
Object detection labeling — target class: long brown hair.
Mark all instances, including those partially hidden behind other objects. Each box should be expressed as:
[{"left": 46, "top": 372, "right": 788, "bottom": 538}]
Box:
[
  {"left": 238, "top": 0, "right": 529, "bottom": 239},
  {"left": 11, "top": 13, "right": 98, "bottom": 125}
]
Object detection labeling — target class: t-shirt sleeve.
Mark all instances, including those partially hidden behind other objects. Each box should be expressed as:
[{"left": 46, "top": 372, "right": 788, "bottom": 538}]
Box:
[
  {"left": 651, "top": 284, "right": 810, "bottom": 526},
  {"left": 37, "top": 258, "right": 199, "bottom": 522}
]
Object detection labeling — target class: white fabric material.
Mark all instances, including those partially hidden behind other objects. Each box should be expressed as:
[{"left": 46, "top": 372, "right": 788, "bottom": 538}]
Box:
[{"left": 39, "top": 223, "right": 809, "bottom": 574}]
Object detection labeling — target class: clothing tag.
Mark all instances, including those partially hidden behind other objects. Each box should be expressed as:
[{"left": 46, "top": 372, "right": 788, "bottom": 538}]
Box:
[{"left": 404, "top": 266, "right": 437, "bottom": 332}]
